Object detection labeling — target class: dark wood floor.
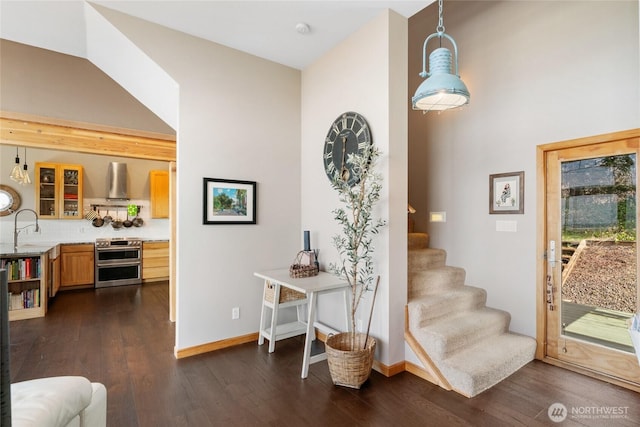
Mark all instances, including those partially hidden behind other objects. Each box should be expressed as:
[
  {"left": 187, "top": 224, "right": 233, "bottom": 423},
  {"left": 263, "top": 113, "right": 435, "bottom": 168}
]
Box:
[{"left": 8, "top": 282, "right": 640, "bottom": 426}]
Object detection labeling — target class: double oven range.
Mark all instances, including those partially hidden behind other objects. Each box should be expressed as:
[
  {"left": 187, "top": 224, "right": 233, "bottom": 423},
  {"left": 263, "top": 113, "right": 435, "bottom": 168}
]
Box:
[{"left": 95, "top": 237, "right": 142, "bottom": 288}]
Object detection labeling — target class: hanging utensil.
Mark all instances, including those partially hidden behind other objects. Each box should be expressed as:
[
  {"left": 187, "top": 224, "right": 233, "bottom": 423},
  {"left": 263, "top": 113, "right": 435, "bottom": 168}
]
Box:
[
  {"left": 123, "top": 211, "right": 133, "bottom": 228},
  {"left": 92, "top": 209, "right": 104, "bottom": 227},
  {"left": 111, "top": 209, "right": 123, "bottom": 229}
]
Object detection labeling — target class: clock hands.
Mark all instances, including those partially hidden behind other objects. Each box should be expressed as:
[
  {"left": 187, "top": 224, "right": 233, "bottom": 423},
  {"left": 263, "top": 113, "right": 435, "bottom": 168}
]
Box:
[{"left": 340, "top": 135, "right": 350, "bottom": 182}]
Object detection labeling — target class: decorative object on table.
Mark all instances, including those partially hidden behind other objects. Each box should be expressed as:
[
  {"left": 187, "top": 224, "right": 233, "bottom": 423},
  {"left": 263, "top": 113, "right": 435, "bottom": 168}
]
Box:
[
  {"left": 489, "top": 171, "right": 524, "bottom": 214},
  {"left": 323, "top": 111, "right": 373, "bottom": 188},
  {"left": 303, "top": 230, "right": 311, "bottom": 251},
  {"left": 326, "top": 136, "right": 386, "bottom": 388},
  {"left": 412, "top": 0, "right": 470, "bottom": 112},
  {"left": 203, "top": 178, "right": 256, "bottom": 224},
  {"left": 289, "top": 251, "right": 319, "bottom": 278},
  {"left": 0, "top": 184, "right": 21, "bottom": 216}
]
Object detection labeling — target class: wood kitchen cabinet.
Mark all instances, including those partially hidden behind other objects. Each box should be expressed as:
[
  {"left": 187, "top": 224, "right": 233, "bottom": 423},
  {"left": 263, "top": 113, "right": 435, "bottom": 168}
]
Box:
[
  {"left": 60, "top": 244, "right": 94, "bottom": 289},
  {"left": 35, "top": 163, "right": 83, "bottom": 219},
  {"left": 142, "top": 241, "right": 169, "bottom": 282},
  {"left": 150, "top": 170, "right": 169, "bottom": 218}
]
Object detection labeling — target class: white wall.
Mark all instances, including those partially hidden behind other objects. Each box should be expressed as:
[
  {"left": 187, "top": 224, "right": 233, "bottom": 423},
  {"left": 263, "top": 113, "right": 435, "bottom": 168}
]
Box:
[
  {"left": 0, "top": 39, "right": 173, "bottom": 135},
  {"left": 92, "top": 6, "right": 302, "bottom": 350},
  {"left": 408, "top": 0, "right": 639, "bottom": 349},
  {"left": 301, "top": 10, "right": 408, "bottom": 367}
]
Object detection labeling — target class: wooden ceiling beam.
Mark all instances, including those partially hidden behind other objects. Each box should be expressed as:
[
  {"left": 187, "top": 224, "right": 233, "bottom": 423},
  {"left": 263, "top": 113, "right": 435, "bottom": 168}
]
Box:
[{"left": 0, "top": 112, "right": 176, "bottom": 162}]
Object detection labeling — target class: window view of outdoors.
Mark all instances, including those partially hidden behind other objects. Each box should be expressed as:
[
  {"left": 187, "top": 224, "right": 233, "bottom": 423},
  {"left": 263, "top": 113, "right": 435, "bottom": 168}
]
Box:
[{"left": 561, "top": 154, "right": 637, "bottom": 352}]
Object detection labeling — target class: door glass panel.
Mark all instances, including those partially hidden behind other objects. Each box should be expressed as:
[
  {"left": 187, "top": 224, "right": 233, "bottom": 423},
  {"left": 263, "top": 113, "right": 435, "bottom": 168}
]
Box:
[
  {"left": 561, "top": 154, "right": 637, "bottom": 352},
  {"left": 62, "top": 168, "right": 79, "bottom": 217}
]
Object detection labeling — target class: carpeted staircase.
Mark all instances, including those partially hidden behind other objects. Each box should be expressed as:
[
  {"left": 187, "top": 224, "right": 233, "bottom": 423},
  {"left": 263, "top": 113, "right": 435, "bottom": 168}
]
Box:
[{"left": 405, "top": 232, "right": 537, "bottom": 397}]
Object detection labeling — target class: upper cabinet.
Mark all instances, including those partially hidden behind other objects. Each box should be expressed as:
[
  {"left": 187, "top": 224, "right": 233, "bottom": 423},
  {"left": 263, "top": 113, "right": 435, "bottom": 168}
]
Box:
[
  {"left": 35, "top": 162, "right": 83, "bottom": 219},
  {"left": 150, "top": 170, "right": 169, "bottom": 218}
]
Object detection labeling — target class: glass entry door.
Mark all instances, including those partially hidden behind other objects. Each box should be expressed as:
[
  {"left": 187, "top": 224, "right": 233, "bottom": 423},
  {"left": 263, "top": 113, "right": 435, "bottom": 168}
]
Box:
[{"left": 544, "top": 138, "right": 640, "bottom": 385}]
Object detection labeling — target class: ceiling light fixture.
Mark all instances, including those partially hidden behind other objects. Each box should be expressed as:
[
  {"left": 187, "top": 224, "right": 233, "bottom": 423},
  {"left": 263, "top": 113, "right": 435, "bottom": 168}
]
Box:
[
  {"left": 412, "top": 0, "right": 470, "bottom": 112},
  {"left": 9, "top": 147, "right": 23, "bottom": 182},
  {"left": 21, "top": 147, "right": 31, "bottom": 185}
]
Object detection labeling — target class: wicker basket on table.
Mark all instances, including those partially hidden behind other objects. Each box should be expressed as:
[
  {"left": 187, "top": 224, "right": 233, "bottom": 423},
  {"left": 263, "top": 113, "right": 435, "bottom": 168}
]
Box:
[
  {"left": 264, "top": 280, "right": 305, "bottom": 303},
  {"left": 288, "top": 250, "right": 319, "bottom": 279}
]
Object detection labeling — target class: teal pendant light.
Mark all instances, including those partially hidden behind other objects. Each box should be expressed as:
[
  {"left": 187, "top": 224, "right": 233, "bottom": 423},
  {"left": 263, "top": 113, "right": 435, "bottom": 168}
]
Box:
[{"left": 412, "top": 0, "right": 470, "bottom": 112}]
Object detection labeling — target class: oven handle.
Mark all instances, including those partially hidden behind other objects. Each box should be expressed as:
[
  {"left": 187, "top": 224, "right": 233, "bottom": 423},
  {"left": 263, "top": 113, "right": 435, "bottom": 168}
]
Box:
[
  {"left": 95, "top": 247, "right": 142, "bottom": 251},
  {"left": 96, "top": 261, "right": 141, "bottom": 267}
]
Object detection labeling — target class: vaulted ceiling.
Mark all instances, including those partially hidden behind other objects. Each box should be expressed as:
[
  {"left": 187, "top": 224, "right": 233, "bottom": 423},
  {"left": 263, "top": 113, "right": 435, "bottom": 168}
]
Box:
[{"left": 0, "top": 1, "right": 431, "bottom": 70}]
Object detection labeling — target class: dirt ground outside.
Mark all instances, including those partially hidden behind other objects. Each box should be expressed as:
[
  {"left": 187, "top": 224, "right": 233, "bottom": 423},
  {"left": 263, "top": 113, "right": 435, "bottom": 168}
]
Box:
[{"left": 562, "top": 241, "right": 637, "bottom": 314}]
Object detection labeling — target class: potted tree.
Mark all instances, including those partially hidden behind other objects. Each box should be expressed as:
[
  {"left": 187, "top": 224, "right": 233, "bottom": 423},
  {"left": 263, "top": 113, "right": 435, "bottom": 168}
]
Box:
[{"left": 325, "top": 143, "right": 386, "bottom": 388}]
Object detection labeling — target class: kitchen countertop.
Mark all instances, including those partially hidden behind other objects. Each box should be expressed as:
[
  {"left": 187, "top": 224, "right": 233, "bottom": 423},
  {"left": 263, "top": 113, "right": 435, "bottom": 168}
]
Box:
[
  {"left": 0, "top": 243, "right": 57, "bottom": 257},
  {"left": 1, "top": 238, "right": 169, "bottom": 257}
]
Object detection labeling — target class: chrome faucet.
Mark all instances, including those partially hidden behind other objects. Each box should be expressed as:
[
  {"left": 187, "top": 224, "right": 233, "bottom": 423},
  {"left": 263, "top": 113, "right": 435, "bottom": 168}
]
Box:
[{"left": 14, "top": 208, "right": 40, "bottom": 249}]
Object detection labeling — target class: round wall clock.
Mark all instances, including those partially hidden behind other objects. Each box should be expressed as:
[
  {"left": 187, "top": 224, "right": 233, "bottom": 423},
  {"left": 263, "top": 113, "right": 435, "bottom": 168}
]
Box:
[{"left": 323, "top": 111, "right": 372, "bottom": 187}]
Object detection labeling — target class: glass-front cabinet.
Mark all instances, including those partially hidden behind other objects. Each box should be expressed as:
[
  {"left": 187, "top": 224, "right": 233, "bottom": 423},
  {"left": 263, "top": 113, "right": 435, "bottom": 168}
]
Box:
[{"left": 35, "top": 163, "right": 83, "bottom": 219}]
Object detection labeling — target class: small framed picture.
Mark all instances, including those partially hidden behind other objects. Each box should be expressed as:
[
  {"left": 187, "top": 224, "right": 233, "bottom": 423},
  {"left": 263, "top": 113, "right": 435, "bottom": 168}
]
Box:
[
  {"left": 203, "top": 178, "right": 256, "bottom": 224},
  {"left": 489, "top": 171, "right": 524, "bottom": 214}
]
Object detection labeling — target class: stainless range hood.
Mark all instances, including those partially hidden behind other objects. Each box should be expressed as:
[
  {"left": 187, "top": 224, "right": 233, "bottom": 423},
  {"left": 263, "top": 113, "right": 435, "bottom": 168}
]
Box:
[{"left": 107, "top": 162, "right": 129, "bottom": 200}]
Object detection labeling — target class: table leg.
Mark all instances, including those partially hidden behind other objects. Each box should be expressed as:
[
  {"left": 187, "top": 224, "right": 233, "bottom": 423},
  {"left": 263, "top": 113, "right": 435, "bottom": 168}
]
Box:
[
  {"left": 301, "top": 291, "right": 317, "bottom": 378},
  {"left": 268, "top": 283, "right": 281, "bottom": 353},
  {"left": 258, "top": 281, "right": 268, "bottom": 346}
]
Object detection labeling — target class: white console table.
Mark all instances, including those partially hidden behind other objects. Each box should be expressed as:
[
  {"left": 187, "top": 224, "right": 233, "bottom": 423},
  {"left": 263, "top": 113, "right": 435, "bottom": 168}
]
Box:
[{"left": 254, "top": 269, "right": 350, "bottom": 379}]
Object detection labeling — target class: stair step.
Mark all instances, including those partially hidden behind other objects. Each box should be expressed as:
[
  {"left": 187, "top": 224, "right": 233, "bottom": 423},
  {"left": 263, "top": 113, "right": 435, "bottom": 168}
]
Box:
[
  {"left": 409, "top": 266, "right": 466, "bottom": 298},
  {"left": 412, "top": 307, "right": 510, "bottom": 360},
  {"left": 408, "top": 248, "right": 446, "bottom": 271},
  {"left": 407, "top": 286, "right": 486, "bottom": 328},
  {"left": 439, "top": 333, "right": 537, "bottom": 397},
  {"left": 408, "top": 232, "right": 429, "bottom": 250}
]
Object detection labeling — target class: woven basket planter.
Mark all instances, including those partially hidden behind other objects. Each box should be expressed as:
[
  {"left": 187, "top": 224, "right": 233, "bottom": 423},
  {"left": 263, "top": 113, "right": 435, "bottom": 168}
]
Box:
[{"left": 325, "top": 332, "right": 376, "bottom": 389}]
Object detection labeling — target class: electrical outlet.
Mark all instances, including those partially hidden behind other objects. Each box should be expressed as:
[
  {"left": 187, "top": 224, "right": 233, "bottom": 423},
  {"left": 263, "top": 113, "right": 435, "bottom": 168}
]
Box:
[
  {"left": 232, "top": 307, "right": 240, "bottom": 320},
  {"left": 356, "top": 319, "right": 363, "bottom": 332}
]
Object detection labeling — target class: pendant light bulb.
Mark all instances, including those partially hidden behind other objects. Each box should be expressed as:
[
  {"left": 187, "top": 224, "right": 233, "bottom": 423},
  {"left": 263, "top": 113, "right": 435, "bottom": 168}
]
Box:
[
  {"left": 10, "top": 147, "right": 23, "bottom": 182},
  {"left": 21, "top": 147, "right": 31, "bottom": 185}
]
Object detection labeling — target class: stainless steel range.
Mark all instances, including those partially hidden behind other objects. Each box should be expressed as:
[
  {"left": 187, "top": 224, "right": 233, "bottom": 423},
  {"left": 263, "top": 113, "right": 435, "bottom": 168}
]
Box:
[{"left": 95, "top": 237, "right": 142, "bottom": 288}]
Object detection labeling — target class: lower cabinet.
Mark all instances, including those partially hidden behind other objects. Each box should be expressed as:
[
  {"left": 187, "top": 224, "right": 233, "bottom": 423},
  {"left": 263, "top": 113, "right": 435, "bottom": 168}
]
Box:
[
  {"left": 2, "top": 253, "right": 48, "bottom": 321},
  {"left": 60, "top": 244, "right": 95, "bottom": 289},
  {"left": 142, "top": 241, "right": 169, "bottom": 282}
]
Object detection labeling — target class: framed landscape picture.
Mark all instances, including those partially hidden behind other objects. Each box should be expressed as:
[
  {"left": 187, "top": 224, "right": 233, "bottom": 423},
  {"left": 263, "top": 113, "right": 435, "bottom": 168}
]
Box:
[
  {"left": 489, "top": 171, "right": 524, "bottom": 214},
  {"left": 203, "top": 178, "right": 256, "bottom": 224}
]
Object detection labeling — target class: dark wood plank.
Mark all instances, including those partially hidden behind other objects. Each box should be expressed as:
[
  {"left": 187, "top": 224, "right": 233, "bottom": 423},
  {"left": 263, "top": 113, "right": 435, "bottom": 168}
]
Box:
[{"left": 9, "top": 282, "right": 640, "bottom": 426}]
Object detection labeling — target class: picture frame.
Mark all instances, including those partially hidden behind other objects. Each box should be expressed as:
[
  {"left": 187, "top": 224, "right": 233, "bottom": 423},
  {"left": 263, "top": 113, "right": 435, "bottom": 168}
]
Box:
[
  {"left": 489, "top": 171, "right": 524, "bottom": 214},
  {"left": 203, "top": 178, "right": 256, "bottom": 224}
]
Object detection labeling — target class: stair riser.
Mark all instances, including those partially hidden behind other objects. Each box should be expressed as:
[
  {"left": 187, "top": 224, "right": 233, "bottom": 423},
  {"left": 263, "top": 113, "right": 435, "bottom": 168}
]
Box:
[
  {"left": 408, "top": 249, "right": 446, "bottom": 271},
  {"left": 439, "top": 335, "right": 537, "bottom": 397},
  {"left": 408, "top": 289, "right": 487, "bottom": 327},
  {"left": 408, "top": 233, "right": 430, "bottom": 250},
  {"left": 415, "top": 312, "right": 511, "bottom": 360},
  {"left": 409, "top": 267, "right": 466, "bottom": 298}
]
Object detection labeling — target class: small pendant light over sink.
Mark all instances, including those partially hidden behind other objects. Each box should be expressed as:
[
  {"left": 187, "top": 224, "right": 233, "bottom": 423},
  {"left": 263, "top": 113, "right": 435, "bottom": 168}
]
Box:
[
  {"left": 21, "top": 147, "right": 31, "bottom": 185},
  {"left": 412, "top": 0, "right": 470, "bottom": 112},
  {"left": 9, "top": 147, "right": 23, "bottom": 182}
]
